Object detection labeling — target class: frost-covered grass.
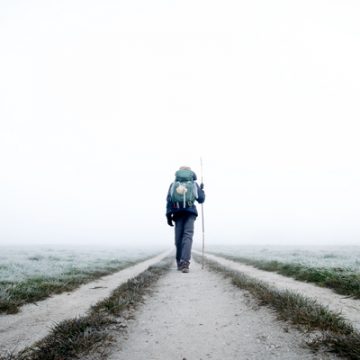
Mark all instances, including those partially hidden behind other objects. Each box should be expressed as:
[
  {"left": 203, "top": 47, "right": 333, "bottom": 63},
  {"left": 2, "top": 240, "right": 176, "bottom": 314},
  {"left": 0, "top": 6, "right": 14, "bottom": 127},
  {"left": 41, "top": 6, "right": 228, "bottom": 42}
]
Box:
[
  {"left": 207, "top": 245, "right": 360, "bottom": 271},
  {"left": 0, "top": 245, "right": 165, "bottom": 314},
  {"left": 207, "top": 245, "right": 360, "bottom": 298}
]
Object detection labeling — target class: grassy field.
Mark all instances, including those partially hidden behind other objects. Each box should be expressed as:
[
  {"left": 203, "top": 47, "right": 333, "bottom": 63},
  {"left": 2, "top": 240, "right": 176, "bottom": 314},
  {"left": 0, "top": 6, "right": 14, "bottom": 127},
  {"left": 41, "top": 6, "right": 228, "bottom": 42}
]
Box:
[
  {"left": 0, "top": 245, "right": 165, "bottom": 314},
  {"left": 207, "top": 245, "right": 360, "bottom": 298}
]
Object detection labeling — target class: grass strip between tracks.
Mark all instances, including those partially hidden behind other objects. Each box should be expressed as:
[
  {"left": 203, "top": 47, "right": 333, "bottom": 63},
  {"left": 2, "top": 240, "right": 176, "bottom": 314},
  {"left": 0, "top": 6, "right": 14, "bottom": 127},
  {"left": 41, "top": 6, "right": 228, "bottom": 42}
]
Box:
[
  {"left": 0, "top": 257, "right": 173, "bottom": 360},
  {"left": 195, "top": 254, "right": 360, "bottom": 360}
]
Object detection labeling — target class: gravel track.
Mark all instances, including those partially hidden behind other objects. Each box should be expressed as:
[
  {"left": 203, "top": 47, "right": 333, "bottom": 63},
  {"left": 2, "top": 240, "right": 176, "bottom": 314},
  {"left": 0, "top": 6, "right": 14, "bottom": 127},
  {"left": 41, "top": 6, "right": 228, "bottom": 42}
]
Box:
[
  {"left": 1, "top": 250, "right": 355, "bottom": 359},
  {"left": 106, "top": 259, "right": 335, "bottom": 360}
]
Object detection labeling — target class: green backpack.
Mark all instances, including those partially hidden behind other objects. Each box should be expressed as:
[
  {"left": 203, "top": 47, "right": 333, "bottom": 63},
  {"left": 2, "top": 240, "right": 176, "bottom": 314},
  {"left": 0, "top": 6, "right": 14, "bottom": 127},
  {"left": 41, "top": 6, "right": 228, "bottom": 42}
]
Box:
[{"left": 170, "top": 169, "right": 198, "bottom": 208}]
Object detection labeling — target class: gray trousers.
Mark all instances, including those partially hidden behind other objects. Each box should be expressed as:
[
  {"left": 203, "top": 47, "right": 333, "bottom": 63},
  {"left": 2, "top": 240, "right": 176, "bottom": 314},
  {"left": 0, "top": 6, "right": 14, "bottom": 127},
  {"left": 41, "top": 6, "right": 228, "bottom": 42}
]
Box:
[{"left": 174, "top": 214, "right": 196, "bottom": 265}]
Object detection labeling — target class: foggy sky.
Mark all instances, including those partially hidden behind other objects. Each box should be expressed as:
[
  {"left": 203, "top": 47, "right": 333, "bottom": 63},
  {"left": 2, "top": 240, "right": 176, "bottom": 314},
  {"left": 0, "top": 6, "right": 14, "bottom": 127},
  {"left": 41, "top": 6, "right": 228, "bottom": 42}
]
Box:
[{"left": 1, "top": 0, "right": 359, "bottom": 247}]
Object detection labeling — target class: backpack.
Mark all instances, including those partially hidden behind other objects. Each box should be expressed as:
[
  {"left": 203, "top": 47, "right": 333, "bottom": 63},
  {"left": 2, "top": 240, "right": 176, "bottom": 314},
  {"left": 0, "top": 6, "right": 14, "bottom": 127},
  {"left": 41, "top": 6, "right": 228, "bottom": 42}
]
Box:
[{"left": 170, "top": 169, "right": 198, "bottom": 208}]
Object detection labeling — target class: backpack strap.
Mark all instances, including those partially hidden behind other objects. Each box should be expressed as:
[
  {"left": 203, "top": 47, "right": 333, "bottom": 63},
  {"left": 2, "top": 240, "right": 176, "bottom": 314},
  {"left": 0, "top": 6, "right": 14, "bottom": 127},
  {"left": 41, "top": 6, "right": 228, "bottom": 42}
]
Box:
[{"left": 193, "top": 182, "right": 198, "bottom": 199}]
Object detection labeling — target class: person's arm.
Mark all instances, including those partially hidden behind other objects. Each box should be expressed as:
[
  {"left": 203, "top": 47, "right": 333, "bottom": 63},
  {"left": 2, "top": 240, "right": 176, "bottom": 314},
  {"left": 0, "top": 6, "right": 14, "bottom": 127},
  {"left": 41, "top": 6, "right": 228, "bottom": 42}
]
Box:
[
  {"left": 196, "top": 183, "right": 205, "bottom": 204},
  {"left": 166, "top": 184, "right": 174, "bottom": 226}
]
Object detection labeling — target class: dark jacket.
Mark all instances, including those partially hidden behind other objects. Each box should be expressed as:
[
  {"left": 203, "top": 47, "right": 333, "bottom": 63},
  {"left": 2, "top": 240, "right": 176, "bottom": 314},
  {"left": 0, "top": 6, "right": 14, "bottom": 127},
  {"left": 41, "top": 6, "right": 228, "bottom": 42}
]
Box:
[{"left": 166, "top": 176, "right": 205, "bottom": 218}]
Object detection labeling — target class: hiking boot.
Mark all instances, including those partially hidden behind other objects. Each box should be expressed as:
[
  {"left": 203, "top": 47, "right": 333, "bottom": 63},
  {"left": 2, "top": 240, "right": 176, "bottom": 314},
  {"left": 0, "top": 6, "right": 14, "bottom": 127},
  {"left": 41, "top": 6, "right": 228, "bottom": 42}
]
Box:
[{"left": 181, "top": 262, "right": 190, "bottom": 273}]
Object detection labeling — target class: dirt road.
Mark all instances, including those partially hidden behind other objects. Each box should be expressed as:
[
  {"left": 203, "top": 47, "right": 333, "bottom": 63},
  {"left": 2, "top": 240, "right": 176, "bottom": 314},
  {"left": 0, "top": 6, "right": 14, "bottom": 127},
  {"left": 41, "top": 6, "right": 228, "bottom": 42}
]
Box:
[
  {"left": 2, "top": 251, "right": 354, "bottom": 359},
  {"left": 106, "top": 260, "right": 334, "bottom": 360}
]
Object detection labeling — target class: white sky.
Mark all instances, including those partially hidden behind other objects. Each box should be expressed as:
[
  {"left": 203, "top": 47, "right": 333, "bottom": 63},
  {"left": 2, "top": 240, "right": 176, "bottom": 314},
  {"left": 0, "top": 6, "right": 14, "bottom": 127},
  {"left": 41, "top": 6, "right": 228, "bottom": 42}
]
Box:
[{"left": 1, "top": 0, "right": 359, "bottom": 247}]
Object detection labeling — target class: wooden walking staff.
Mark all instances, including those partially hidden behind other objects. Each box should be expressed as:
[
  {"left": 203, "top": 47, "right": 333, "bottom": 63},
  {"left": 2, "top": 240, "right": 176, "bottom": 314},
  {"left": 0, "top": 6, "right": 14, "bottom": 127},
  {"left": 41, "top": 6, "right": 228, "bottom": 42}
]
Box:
[{"left": 200, "top": 157, "right": 205, "bottom": 269}]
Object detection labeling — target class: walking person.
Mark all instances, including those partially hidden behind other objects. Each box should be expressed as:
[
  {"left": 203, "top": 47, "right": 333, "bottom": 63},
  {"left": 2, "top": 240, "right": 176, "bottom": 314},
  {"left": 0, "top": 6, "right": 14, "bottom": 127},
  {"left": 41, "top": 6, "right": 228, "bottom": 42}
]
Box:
[{"left": 166, "top": 166, "right": 205, "bottom": 273}]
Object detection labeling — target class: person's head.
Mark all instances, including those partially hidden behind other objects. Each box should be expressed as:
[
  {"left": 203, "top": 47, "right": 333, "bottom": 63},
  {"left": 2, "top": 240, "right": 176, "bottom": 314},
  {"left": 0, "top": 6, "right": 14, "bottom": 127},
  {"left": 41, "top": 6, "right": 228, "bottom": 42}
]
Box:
[{"left": 179, "top": 166, "right": 191, "bottom": 171}]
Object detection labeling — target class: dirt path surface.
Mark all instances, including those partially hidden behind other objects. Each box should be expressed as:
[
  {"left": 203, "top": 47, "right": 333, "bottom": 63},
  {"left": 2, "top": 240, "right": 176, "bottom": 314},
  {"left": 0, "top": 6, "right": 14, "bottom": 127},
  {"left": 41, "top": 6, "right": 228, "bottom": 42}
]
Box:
[
  {"left": 106, "top": 260, "right": 334, "bottom": 360},
  {"left": 0, "top": 250, "right": 171, "bottom": 355},
  {"left": 200, "top": 252, "right": 360, "bottom": 332}
]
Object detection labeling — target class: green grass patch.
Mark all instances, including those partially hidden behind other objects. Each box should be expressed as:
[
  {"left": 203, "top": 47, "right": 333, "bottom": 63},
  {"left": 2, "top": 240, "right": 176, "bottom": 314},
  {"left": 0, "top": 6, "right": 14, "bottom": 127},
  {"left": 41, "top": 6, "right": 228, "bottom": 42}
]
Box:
[
  {"left": 310, "top": 332, "right": 360, "bottom": 360},
  {"left": 1, "top": 257, "right": 172, "bottom": 360},
  {"left": 0, "top": 257, "right": 156, "bottom": 315},
  {"left": 14, "top": 314, "right": 115, "bottom": 360},
  {"left": 196, "top": 254, "right": 360, "bottom": 359},
  {"left": 209, "top": 253, "right": 360, "bottom": 299}
]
